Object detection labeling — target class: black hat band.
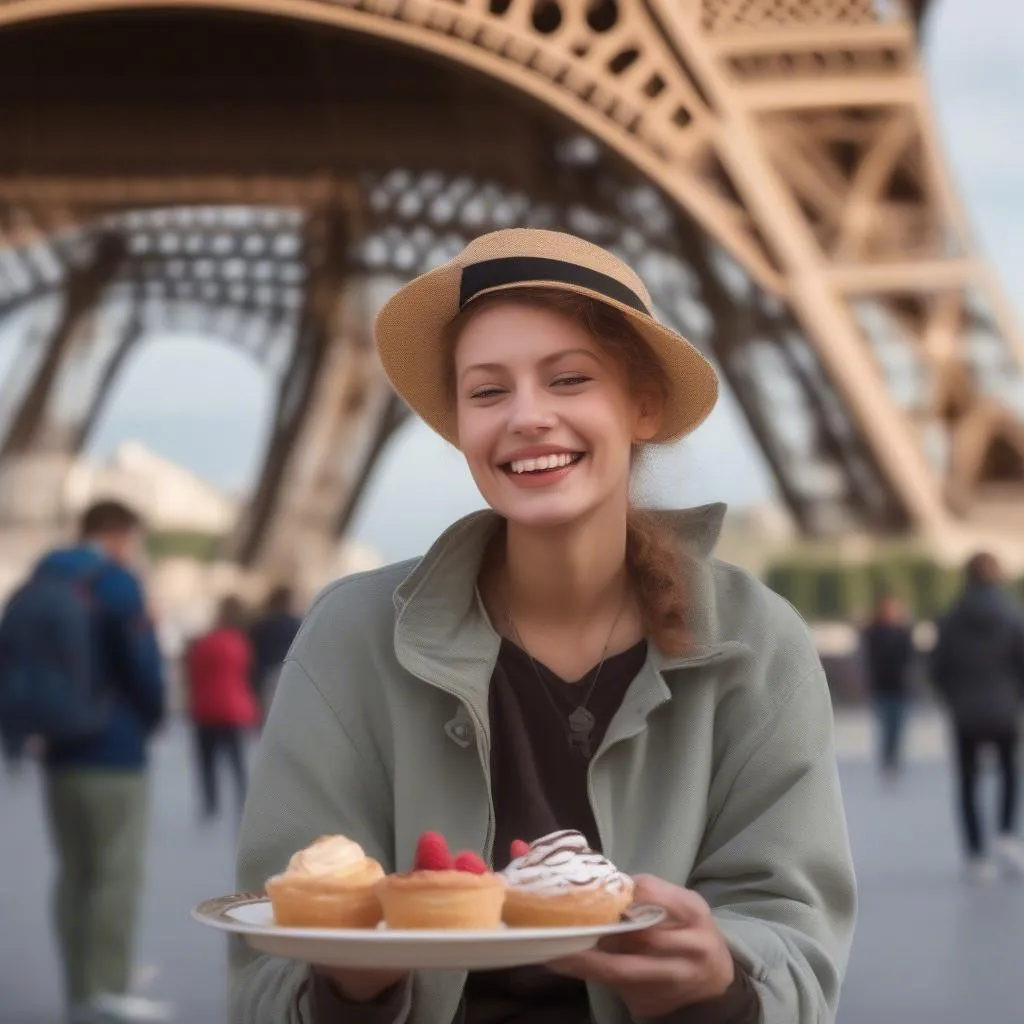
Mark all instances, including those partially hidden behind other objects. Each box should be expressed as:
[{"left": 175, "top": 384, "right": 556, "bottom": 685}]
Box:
[{"left": 459, "top": 256, "right": 649, "bottom": 316}]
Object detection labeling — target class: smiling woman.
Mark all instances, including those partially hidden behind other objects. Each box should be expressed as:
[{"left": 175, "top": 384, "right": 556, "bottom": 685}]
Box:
[
  {"left": 232, "top": 229, "right": 857, "bottom": 1024},
  {"left": 444, "top": 290, "right": 690, "bottom": 657}
]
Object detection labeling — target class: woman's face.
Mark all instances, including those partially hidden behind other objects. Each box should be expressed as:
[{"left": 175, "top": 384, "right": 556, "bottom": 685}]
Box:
[{"left": 453, "top": 302, "right": 660, "bottom": 530}]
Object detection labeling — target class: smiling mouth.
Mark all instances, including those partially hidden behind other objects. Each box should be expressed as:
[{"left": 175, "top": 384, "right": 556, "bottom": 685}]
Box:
[{"left": 502, "top": 452, "right": 585, "bottom": 476}]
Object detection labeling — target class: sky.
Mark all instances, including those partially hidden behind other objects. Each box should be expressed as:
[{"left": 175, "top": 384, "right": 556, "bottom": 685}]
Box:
[{"left": 18, "top": 0, "right": 1024, "bottom": 563}]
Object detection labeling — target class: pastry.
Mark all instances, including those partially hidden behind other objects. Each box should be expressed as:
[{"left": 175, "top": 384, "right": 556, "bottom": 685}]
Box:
[
  {"left": 375, "top": 832, "right": 506, "bottom": 929},
  {"left": 265, "top": 834, "right": 385, "bottom": 928},
  {"left": 501, "top": 829, "right": 634, "bottom": 927}
]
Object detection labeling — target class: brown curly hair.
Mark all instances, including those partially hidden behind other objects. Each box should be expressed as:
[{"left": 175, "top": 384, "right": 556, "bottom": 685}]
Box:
[{"left": 444, "top": 287, "right": 691, "bottom": 655}]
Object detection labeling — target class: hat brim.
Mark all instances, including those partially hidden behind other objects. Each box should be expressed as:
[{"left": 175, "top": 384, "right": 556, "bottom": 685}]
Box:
[{"left": 374, "top": 269, "right": 719, "bottom": 448}]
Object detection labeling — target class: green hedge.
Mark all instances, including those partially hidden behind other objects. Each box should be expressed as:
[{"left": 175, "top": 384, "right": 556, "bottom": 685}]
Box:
[
  {"left": 146, "top": 530, "right": 224, "bottom": 562},
  {"left": 764, "top": 555, "right": 1023, "bottom": 622}
]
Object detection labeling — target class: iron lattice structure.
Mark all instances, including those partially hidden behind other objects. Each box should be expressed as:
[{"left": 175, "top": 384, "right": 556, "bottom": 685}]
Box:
[{"left": 0, "top": 0, "right": 1020, "bottom": 584}]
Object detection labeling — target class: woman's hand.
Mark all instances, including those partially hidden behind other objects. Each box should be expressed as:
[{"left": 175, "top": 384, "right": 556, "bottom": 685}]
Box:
[
  {"left": 314, "top": 966, "right": 408, "bottom": 1004},
  {"left": 548, "top": 875, "right": 735, "bottom": 1018}
]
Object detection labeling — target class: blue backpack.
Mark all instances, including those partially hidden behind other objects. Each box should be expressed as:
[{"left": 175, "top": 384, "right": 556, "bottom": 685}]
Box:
[{"left": 0, "top": 559, "right": 110, "bottom": 759}]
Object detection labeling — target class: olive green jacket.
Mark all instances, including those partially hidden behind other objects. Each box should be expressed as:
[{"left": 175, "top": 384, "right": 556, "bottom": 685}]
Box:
[{"left": 231, "top": 505, "right": 857, "bottom": 1024}]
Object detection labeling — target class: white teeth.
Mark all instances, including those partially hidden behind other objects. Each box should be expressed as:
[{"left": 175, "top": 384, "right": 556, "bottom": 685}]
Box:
[{"left": 509, "top": 453, "right": 580, "bottom": 474}]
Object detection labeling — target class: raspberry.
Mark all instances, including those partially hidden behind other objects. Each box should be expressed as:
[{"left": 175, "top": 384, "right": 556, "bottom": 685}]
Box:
[
  {"left": 453, "top": 851, "right": 489, "bottom": 874},
  {"left": 414, "top": 832, "right": 452, "bottom": 871},
  {"left": 510, "top": 839, "right": 530, "bottom": 860}
]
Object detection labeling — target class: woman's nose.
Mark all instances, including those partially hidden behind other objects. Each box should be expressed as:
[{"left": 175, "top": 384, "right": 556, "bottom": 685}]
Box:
[{"left": 507, "top": 384, "right": 557, "bottom": 434}]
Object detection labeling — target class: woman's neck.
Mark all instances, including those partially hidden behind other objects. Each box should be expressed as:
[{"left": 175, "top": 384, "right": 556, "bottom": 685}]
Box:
[{"left": 501, "top": 503, "right": 630, "bottom": 628}]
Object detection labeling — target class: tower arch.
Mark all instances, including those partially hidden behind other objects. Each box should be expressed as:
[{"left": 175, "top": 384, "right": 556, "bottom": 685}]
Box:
[{"left": 0, "top": 0, "right": 1021, "bottom": 578}]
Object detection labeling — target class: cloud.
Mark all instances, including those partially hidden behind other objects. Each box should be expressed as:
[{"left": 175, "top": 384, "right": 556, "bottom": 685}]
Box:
[
  {"left": 921, "top": 0, "right": 1024, "bottom": 320},
  {"left": 925, "top": 0, "right": 1024, "bottom": 192},
  {"left": 85, "top": 335, "right": 272, "bottom": 493}
]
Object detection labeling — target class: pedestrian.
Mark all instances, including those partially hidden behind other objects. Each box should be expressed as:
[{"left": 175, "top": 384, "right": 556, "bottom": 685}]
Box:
[
  {"left": 0, "top": 499, "right": 170, "bottom": 1023},
  {"left": 931, "top": 551, "right": 1024, "bottom": 882},
  {"left": 184, "top": 595, "right": 258, "bottom": 822},
  {"left": 248, "top": 585, "right": 301, "bottom": 718},
  {"left": 861, "top": 592, "right": 917, "bottom": 782},
  {"left": 231, "top": 229, "right": 856, "bottom": 1024}
]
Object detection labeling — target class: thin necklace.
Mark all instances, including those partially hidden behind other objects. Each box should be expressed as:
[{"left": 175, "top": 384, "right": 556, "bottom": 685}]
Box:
[{"left": 505, "top": 589, "right": 628, "bottom": 760}]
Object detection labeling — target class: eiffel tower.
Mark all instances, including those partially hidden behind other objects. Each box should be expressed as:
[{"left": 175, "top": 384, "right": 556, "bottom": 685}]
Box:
[{"left": 0, "top": 0, "right": 1020, "bottom": 589}]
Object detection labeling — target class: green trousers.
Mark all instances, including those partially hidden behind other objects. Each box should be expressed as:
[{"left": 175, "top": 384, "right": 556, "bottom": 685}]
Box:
[{"left": 44, "top": 770, "right": 149, "bottom": 1007}]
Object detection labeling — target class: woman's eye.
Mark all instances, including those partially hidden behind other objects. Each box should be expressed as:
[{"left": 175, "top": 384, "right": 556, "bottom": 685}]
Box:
[
  {"left": 469, "top": 386, "right": 504, "bottom": 400},
  {"left": 553, "top": 375, "right": 591, "bottom": 388}
]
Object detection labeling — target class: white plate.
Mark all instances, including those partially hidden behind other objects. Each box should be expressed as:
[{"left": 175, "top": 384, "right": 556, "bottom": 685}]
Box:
[{"left": 192, "top": 893, "right": 666, "bottom": 970}]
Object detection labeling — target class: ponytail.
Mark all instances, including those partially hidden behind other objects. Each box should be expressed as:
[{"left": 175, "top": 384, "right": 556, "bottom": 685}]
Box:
[{"left": 626, "top": 508, "right": 691, "bottom": 656}]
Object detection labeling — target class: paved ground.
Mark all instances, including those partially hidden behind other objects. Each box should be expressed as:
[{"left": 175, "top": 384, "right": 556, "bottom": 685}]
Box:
[{"left": 2, "top": 714, "right": 1022, "bottom": 1024}]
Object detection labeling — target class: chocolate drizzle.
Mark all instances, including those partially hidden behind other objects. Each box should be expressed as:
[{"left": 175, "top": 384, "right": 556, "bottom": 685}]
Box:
[{"left": 502, "top": 829, "right": 630, "bottom": 894}]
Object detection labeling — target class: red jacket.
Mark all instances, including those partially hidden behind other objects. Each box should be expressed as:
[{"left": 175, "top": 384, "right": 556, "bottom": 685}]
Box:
[{"left": 185, "top": 627, "right": 258, "bottom": 728}]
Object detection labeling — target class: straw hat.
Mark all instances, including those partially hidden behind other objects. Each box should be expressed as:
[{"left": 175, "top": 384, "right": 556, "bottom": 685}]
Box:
[{"left": 373, "top": 228, "right": 719, "bottom": 446}]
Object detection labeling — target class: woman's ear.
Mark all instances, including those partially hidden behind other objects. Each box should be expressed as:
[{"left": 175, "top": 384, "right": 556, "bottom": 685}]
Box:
[{"left": 632, "top": 389, "right": 663, "bottom": 442}]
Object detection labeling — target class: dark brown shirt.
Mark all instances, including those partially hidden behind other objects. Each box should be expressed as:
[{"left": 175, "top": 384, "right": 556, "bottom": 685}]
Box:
[
  {"left": 463, "top": 638, "right": 760, "bottom": 1024},
  {"left": 463, "top": 638, "right": 649, "bottom": 1024},
  {"left": 314, "top": 638, "right": 760, "bottom": 1024}
]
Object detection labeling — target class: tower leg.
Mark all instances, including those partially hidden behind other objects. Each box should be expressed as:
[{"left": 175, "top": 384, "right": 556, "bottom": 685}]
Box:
[
  {"left": 225, "top": 207, "right": 349, "bottom": 568},
  {"left": 0, "top": 232, "right": 123, "bottom": 542},
  {"left": 646, "top": 2, "right": 1024, "bottom": 560},
  {"left": 245, "top": 330, "right": 402, "bottom": 596}
]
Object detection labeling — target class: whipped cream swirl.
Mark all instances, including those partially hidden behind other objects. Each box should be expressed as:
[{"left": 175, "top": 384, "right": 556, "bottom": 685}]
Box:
[
  {"left": 502, "top": 830, "right": 631, "bottom": 895},
  {"left": 285, "top": 835, "right": 369, "bottom": 878}
]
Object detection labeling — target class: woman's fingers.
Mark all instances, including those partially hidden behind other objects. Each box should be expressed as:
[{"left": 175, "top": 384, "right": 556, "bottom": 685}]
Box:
[
  {"left": 632, "top": 874, "right": 710, "bottom": 926},
  {"left": 548, "top": 947, "right": 681, "bottom": 986},
  {"left": 553, "top": 925, "right": 719, "bottom": 980},
  {"left": 550, "top": 876, "right": 724, "bottom": 988},
  {"left": 599, "top": 925, "right": 709, "bottom": 958}
]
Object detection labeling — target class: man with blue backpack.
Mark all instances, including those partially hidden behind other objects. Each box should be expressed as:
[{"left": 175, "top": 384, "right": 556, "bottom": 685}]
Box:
[{"left": 0, "top": 499, "right": 169, "bottom": 1023}]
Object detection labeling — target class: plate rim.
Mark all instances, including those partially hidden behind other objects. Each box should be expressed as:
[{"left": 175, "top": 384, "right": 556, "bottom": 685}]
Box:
[{"left": 191, "top": 894, "right": 666, "bottom": 941}]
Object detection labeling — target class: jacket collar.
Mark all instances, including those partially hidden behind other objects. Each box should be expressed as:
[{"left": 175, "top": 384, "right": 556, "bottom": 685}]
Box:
[
  {"left": 391, "top": 504, "right": 745, "bottom": 711},
  {"left": 392, "top": 509, "right": 502, "bottom": 708}
]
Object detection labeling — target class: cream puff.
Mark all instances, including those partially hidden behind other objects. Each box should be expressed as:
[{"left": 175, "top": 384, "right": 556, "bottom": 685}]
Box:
[
  {"left": 501, "top": 829, "right": 634, "bottom": 927},
  {"left": 265, "top": 834, "right": 385, "bottom": 928}
]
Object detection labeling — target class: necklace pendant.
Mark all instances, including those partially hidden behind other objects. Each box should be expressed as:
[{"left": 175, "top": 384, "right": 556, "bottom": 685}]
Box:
[
  {"left": 568, "top": 706, "right": 596, "bottom": 735},
  {"left": 568, "top": 707, "right": 596, "bottom": 758}
]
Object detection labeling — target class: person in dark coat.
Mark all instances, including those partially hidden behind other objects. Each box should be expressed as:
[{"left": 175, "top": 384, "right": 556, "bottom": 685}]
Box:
[
  {"left": 29, "top": 501, "right": 169, "bottom": 1022},
  {"left": 931, "top": 552, "right": 1024, "bottom": 882},
  {"left": 861, "top": 593, "right": 916, "bottom": 781},
  {"left": 248, "top": 585, "right": 301, "bottom": 717}
]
